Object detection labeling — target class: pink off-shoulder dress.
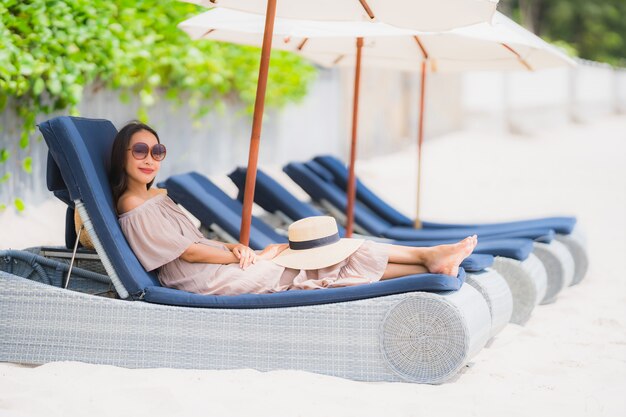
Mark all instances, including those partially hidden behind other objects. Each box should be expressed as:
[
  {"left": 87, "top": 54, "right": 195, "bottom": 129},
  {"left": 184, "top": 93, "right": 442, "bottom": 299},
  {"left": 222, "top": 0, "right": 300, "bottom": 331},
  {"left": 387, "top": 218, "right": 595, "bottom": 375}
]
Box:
[{"left": 118, "top": 194, "right": 389, "bottom": 296}]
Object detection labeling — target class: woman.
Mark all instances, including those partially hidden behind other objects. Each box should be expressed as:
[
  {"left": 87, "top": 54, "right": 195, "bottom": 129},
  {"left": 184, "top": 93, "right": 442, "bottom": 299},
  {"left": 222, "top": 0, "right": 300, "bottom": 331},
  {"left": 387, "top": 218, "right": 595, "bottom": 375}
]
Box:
[{"left": 111, "top": 121, "right": 477, "bottom": 296}]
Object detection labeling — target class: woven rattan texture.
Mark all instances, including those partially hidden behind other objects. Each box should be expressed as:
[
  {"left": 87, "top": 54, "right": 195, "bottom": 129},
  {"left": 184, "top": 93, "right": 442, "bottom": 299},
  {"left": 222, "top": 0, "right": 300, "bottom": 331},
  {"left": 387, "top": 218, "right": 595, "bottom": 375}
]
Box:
[
  {"left": 492, "top": 254, "right": 547, "bottom": 325},
  {"left": 533, "top": 241, "right": 575, "bottom": 304},
  {"left": 555, "top": 227, "right": 588, "bottom": 286},
  {"left": 0, "top": 272, "right": 489, "bottom": 383},
  {"left": 465, "top": 269, "right": 513, "bottom": 338}
]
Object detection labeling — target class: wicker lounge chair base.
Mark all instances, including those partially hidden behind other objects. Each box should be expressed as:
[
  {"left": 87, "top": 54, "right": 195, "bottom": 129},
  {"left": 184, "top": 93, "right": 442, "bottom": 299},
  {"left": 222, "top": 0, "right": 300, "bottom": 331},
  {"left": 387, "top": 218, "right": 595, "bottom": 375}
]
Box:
[
  {"left": 533, "top": 241, "right": 575, "bottom": 304},
  {"left": 465, "top": 269, "right": 513, "bottom": 339},
  {"left": 491, "top": 254, "right": 547, "bottom": 325},
  {"left": 1, "top": 249, "right": 112, "bottom": 294},
  {"left": 0, "top": 270, "right": 491, "bottom": 384},
  {"left": 32, "top": 116, "right": 497, "bottom": 384},
  {"left": 555, "top": 226, "right": 588, "bottom": 286}
]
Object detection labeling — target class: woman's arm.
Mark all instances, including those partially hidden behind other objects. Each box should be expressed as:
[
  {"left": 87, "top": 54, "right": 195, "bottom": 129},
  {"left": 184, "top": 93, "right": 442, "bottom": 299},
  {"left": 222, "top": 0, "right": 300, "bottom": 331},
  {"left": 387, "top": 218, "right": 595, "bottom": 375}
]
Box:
[
  {"left": 180, "top": 243, "right": 240, "bottom": 265},
  {"left": 181, "top": 243, "right": 257, "bottom": 269},
  {"left": 181, "top": 241, "right": 287, "bottom": 268}
]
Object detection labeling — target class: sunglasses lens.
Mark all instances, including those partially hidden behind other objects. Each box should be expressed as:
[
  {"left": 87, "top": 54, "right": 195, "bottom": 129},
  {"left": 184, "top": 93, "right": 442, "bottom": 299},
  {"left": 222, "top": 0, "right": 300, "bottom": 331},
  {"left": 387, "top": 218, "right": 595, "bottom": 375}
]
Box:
[
  {"left": 152, "top": 144, "right": 167, "bottom": 161},
  {"left": 131, "top": 143, "right": 149, "bottom": 160}
]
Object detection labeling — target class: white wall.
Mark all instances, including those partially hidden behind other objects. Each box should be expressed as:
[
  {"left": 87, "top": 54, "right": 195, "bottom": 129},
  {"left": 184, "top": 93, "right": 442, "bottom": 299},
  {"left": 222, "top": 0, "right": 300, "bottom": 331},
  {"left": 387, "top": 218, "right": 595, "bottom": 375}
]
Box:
[
  {"left": 461, "top": 59, "right": 623, "bottom": 134},
  {"left": 615, "top": 69, "right": 626, "bottom": 114}
]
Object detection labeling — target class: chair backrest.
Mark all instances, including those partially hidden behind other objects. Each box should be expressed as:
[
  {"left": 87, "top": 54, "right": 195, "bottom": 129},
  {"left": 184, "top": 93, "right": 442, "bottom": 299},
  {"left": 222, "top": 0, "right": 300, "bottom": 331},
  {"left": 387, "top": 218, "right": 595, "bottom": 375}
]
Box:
[
  {"left": 228, "top": 167, "right": 323, "bottom": 219},
  {"left": 161, "top": 172, "right": 287, "bottom": 250},
  {"left": 313, "top": 155, "right": 414, "bottom": 227},
  {"left": 228, "top": 167, "right": 355, "bottom": 237},
  {"left": 282, "top": 161, "right": 393, "bottom": 236},
  {"left": 39, "top": 116, "right": 160, "bottom": 297},
  {"left": 46, "top": 152, "right": 79, "bottom": 248}
]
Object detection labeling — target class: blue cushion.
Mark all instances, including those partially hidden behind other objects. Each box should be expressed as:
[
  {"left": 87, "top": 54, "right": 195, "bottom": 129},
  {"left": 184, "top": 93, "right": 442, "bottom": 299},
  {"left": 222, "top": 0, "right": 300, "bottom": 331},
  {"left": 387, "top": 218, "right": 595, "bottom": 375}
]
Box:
[
  {"left": 143, "top": 267, "right": 467, "bottom": 308},
  {"left": 313, "top": 154, "right": 577, "bottom": 234},
  {"left": 46, "top": 151, "right": 77, "bottom": 248},
  {"left": 283, "top": 162, "right": 538, "bottom": 260},
  {"left": 229, "top": 167, "right": 496, "bottom": 271},
  {"left": 288, "top": 161, "right": 555, "bottom": 244},
  {"left": 228, "top": 167, "right": 323, "bottom": 221},
  {"left": 382, "top": 225, "right": 555, "bottom": 243},
  {"left": 460, "top": 254, "right": 494, "bottom": 272},
  {"left": 421, "top": 218, "right": 576, "bottom": 235},
  {"left": 401, "top": 238, "right": 534, "bottom": 261},
  {"left": 475, "top": 239, "right": 534, "bottom": 260},
  {"left": 314, "top": 155, "right": 414, "bottom": 226},
  {"left": 160, "top": 172, "right": 287, "bottom": 250},
  {"left": 39, "top": 116, "right": 161, "bottom": 297},
  {"left": 230, "top": 167, "right": 500, "bottom": 270},
  {"left": 305, "top": 160, "right": 335, "bottom": 183},
  {"left": 284, "top": 162, "right": 393, "bottom": 236}
]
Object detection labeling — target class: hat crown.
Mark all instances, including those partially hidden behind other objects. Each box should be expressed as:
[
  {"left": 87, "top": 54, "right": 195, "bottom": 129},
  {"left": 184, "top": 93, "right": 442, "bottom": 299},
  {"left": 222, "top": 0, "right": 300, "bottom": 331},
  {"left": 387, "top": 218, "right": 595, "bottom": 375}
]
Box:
[{"left": 288, "top": 216, "right": 339, "bottom": 243}]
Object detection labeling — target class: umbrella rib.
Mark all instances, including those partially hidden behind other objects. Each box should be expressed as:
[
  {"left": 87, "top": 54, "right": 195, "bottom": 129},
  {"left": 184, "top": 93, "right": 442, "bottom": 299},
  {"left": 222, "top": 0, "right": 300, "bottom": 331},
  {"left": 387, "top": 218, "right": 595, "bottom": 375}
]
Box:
[
  {"left": 297, "top": 38, "right": 309, "bottom": 51},
  {"left": 501, "top": 43, "right": 533, "bottom": 71},
  {"left": 333, "top": 55, "right": 346, "bottom": 65},
  {"left": 357, "top": 0, "right": 376, "bottom": 19},
  {"left": 413, "top": 36, "right": 429, "bottom": 60},
  {"left": 200, "top": 28, "right": 215, "bottom": 38}
]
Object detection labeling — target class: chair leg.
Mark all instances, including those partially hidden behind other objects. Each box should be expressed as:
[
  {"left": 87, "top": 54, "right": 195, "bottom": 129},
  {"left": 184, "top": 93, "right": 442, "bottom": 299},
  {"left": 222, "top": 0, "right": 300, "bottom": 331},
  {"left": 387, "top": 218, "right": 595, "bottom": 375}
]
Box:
[{"left": 63, "top": 225, "right": 84, "bottom": 289}]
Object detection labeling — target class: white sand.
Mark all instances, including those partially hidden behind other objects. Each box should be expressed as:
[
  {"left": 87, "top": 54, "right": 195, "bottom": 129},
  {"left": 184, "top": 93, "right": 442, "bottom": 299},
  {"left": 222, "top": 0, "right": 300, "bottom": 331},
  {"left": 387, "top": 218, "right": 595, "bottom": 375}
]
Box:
[{"left": 1, "top": 115, "right": 625, "bottom": 416}]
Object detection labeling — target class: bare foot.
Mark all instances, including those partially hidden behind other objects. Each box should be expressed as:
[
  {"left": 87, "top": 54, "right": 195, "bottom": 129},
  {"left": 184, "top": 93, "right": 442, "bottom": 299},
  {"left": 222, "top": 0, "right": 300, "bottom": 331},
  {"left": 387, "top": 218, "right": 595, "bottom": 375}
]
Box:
[{"left": 425, "top": 235, "right": 478, "bottom": 276}]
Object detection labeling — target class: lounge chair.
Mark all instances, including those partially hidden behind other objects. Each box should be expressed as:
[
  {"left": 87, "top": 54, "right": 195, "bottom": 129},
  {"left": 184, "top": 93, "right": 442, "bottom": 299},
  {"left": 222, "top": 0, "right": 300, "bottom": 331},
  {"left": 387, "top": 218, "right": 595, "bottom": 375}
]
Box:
[
  {"left": 282, "top": 161, "right": 575, "bottom": 307},
  {"left": 161, "top": 172, "right": 515, "bottom": 336},
  {"left": 228, "top": 166, "right": 550, "bottom": 324},
  {"left": 0, "top": 116, "right": 490, "bottom": 384},
  {"left": 313, "top": 154, "right": 588, "bottom": 286}
]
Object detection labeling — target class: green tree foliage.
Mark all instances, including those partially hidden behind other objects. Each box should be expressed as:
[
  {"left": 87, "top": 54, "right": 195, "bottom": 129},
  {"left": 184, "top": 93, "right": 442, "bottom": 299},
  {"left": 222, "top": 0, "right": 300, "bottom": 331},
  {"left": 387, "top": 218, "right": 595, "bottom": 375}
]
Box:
[
  {"left": 0, "top": 0, "right": 317, "bottom": 210},
  {"left": 499, "top": 0, "right": 626, "bottom": 65}
]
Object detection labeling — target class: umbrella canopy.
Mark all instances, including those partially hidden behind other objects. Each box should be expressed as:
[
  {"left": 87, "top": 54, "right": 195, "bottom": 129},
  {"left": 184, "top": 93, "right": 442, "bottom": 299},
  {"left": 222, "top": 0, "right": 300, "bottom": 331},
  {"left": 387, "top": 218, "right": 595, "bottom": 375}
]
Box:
[
  {"left": 180, "top": 9, "right": 574, "bottom": 72},
  {"left": 183, "top": 0, "right": 499, "bottom": 32},
  {"left": 179, "top": 8, "right": 574, "bottom": 234},
  {"left": 182, "top": 0, "right": 499, "bottom": 245},
  {"left": 298, "top": 12, "right": 575, "bottom": 71}
]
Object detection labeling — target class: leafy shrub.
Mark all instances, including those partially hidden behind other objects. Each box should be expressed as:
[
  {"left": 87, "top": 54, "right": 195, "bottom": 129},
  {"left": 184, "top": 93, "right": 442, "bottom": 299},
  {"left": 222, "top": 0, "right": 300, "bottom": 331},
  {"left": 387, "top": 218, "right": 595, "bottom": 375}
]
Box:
[{"left": 0, "top": 0, "right": 317, "bottom": 210}]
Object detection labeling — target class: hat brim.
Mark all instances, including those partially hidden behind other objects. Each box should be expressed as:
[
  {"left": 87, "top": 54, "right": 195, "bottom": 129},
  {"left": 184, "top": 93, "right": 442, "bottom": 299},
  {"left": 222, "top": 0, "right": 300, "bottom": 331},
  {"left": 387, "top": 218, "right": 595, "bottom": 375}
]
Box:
[{"left": 271, "top": 238, "right": 365, "bottom": 270}]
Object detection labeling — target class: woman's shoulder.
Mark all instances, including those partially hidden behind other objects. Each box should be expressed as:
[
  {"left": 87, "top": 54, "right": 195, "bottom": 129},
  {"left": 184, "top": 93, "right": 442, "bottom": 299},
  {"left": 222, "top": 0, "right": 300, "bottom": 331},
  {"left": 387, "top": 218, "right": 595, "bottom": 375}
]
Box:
[
  {"left": 117, "top": 194, "right": 147, "bottom": 216},
  {"left": 117, "top": 188, "right": 168, "bottom": 216}
]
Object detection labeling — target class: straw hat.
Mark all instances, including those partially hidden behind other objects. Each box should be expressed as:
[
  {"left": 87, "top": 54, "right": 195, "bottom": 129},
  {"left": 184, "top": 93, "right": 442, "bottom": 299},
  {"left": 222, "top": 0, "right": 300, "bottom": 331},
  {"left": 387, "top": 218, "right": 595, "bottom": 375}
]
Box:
[{"left": 272, "top": 216, "right": 364, "bottom": 270}]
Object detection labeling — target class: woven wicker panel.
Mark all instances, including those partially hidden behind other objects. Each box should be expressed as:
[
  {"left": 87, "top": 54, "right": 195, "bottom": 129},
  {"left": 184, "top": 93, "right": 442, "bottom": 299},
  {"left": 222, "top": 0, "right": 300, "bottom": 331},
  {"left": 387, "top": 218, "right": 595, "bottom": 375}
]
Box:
[
  {"left": 380, "top": 294, "right": 469, "bottom": 384},
  {"left": 533, "top": 241, "right": 575, "bottom": 304},
  {"left": 555, "top": 227, "right": 588, "bottom": 286},
  {"left": 492, "top": 254, "right": 546, "bottom": 325},
  {"left": 0, "top": 271, "right": 495, "bottom": 384},
  {"left": 465, "top": 269, "right": 513, "bottom": 339},
  {"left": 0, "top": 251, "right": 112, "bottom": 295}
]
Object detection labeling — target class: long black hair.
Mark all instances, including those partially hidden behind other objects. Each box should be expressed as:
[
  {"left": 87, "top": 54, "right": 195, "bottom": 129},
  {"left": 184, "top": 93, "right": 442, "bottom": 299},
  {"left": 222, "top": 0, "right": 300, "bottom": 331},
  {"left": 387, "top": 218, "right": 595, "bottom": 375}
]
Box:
[{"left": 109, "top": 121, "right": 160, "bottom": 212}]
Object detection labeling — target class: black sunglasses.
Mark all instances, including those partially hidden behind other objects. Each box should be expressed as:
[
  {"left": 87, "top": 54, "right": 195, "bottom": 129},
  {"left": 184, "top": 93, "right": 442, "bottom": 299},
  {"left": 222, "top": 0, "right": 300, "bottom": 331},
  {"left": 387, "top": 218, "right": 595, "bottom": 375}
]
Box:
[{"left": 127, "top": 142, "right": 167, "bottom": 161}]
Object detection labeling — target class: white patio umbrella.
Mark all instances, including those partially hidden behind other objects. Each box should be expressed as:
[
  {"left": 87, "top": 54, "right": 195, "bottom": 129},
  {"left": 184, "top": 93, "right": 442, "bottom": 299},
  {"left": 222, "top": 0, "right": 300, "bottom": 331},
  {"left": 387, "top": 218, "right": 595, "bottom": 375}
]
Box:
[
  {"left": 182, "top": 0, "right": 499, "bottom": 245},
  {"left": 293, "top": 12, "right": 575, "bottom": 227},
  {"left": 179, "top": 8, "right": 574, "bottom": 235},
  {"left": 184, "top": 0, "right": 499, "bottom": 32}
]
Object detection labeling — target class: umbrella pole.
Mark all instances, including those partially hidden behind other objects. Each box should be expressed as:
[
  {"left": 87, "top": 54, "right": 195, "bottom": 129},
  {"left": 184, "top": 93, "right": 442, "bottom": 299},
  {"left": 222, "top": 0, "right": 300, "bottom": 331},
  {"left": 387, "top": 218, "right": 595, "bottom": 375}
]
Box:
[
  {"left": 346, "top": 37, "right": 364, "bottom": 238},
  {"left": 239, "top": 0, "right": 278, "bottom": 246},
  {"left": 414, "top": 61, "right": 427, "bottom": 229}
]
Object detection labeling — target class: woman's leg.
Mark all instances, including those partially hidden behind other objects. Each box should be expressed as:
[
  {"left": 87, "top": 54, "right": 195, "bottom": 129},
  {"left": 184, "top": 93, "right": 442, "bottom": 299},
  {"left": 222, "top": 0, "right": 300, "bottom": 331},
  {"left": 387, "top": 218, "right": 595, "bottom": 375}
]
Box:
[
  {"left": 383, "top": 235, "right": 478, "bottom": 277},
  {"left": 381, "top": 263, "right": 429, "bottom": 280}
]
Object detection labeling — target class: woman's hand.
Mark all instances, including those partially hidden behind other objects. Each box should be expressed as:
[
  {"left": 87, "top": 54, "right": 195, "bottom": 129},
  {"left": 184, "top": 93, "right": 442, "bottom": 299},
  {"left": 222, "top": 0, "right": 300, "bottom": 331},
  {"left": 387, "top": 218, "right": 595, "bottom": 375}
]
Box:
[
  {"left": 258, "top": 243, "right": 289, "bottom": 261},
  {"left": 231, "top": 244, "right": 257, "bottom": 269}
]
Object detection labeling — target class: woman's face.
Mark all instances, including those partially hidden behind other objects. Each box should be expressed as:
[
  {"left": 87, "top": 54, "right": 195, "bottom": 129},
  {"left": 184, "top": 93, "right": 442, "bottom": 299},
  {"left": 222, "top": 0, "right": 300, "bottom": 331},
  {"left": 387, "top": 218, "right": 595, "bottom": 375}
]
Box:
[{"left": 125, "top": 129, "right": 161, "bottom": 187}]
